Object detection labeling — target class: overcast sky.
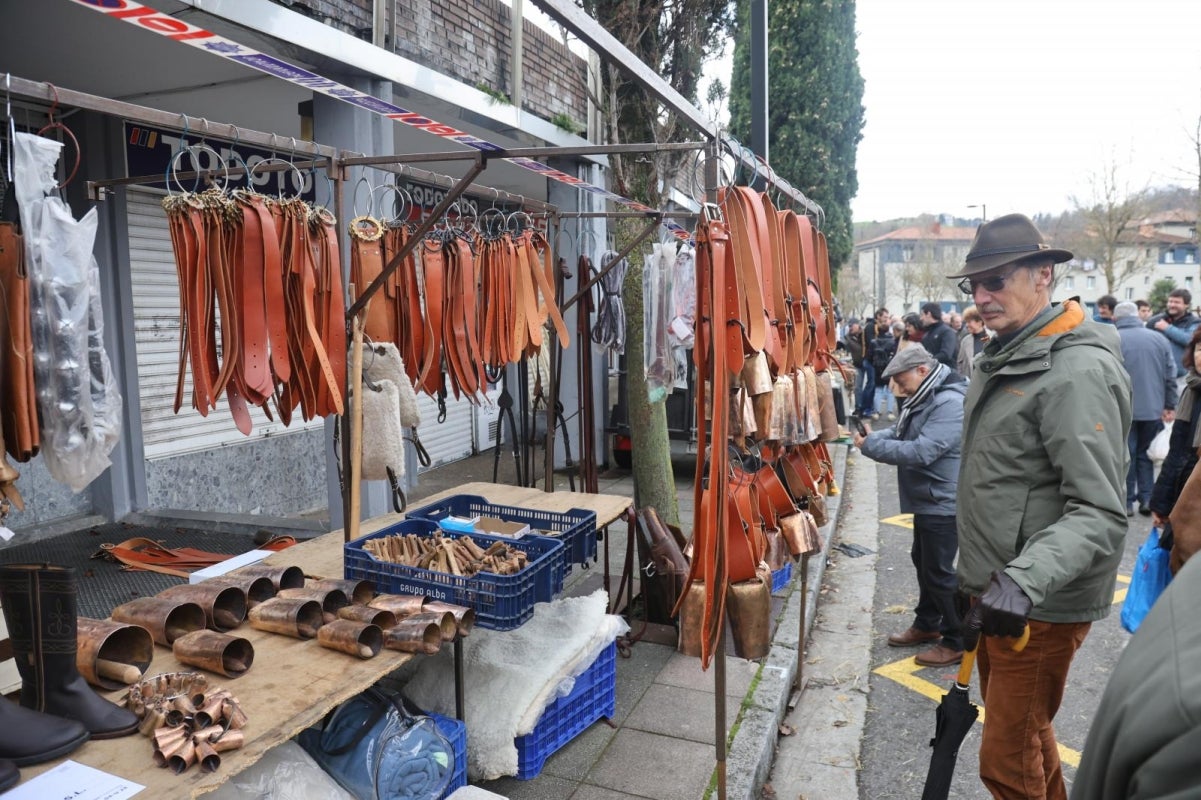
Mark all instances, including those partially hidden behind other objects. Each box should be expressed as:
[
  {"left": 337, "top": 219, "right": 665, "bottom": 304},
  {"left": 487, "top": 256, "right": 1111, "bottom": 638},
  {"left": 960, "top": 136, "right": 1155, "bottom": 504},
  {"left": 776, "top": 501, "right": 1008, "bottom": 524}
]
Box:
[{"left": 852, "top": 0, "right": 1201, "bottom": 222}]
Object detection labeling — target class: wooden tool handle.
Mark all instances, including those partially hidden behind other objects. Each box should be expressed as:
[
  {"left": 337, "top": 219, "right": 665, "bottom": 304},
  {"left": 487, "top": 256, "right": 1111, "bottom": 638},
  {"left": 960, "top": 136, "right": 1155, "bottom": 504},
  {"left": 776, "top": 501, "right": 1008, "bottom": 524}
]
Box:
[{"left": 96, "top": 658, "right": 142, "bottom": 684}]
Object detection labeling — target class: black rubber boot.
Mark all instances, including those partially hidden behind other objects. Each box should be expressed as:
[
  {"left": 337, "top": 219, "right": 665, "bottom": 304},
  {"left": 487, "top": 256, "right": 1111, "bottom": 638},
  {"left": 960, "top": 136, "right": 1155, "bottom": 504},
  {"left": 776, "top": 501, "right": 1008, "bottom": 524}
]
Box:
[
  {"left": 0, "top": 564, "right": 139, "bottom": 739},
  {"left": 0, "top": 696, "right": 88, "bottom": 766},
  {"left": 0, "top": 757, "right": 18, "bottom": 790}
]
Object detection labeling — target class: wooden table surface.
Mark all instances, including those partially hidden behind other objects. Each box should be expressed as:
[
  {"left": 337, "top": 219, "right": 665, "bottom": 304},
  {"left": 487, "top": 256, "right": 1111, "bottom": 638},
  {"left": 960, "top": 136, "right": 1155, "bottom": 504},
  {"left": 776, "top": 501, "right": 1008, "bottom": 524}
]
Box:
[{"left": 22, "top": 481, "right": 632, "bottom": 797}]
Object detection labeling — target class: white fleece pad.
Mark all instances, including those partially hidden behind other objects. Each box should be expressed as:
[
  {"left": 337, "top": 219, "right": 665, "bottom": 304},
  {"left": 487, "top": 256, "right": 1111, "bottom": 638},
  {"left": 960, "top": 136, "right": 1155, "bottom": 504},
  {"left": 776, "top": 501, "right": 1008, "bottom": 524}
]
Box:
[{"left": 403, "top": 589, "right": 626, "bottom": 781}]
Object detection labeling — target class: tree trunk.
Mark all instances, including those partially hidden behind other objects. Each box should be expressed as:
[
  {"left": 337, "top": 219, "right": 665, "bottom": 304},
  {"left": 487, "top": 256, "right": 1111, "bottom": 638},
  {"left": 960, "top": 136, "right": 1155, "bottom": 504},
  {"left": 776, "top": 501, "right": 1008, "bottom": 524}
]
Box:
[{"left": 622, "top": 249, "right": 681, "bottom": 527}]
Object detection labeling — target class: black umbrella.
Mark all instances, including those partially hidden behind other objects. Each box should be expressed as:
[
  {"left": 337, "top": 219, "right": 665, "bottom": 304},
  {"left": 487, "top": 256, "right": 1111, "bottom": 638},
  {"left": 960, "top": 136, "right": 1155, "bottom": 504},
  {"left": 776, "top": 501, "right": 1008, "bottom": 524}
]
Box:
[
  {"left": 921, "top": 627, "right": 1029, "bottom": 800},
  {"left": 920, "top": 648, "right": 980, "bottom": 800}
]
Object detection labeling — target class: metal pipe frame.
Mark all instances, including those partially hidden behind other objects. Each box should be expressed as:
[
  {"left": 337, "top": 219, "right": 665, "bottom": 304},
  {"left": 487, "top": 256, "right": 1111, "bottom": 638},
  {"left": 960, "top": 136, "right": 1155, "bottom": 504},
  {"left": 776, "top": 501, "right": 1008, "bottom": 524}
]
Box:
[
  {"left": 338, "top": 140, "right": 707, "bottom": 167},
  {"left": 2, "top": 74, "right": 336, "bottom": 160},
  {"left": 524, "top": 2, "right": 823, "bottom": 220},
  {"left": 88, "top": 158, "right": 331, "bottom": 200},
  {"left": 342, "top": 154, "right": 558, "bottom": 215}
]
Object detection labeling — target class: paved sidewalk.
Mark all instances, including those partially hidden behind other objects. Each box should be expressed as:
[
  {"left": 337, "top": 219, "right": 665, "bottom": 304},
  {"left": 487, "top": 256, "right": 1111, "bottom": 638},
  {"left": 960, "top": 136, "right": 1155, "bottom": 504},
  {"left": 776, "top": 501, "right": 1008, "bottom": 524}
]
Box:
[{"left": 410, "top": 445, "right": 849, "bottom": 799}]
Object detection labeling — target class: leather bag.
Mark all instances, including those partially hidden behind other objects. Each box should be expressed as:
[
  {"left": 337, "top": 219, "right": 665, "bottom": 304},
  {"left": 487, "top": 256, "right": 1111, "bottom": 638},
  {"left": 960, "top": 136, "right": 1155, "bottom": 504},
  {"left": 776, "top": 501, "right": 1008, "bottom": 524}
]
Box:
[{"left": 636, "top": 507, "right": 690, "bottom": 625}]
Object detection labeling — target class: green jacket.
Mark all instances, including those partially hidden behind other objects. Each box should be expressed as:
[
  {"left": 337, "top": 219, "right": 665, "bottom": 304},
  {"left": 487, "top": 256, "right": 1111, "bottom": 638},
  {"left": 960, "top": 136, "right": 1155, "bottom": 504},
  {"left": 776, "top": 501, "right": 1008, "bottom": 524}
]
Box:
[
  {"left": 1070, "top": 552, "right": 1201, "bottom": 799},
  {"left": 957, "top": 300, "right": 1132, "bottom": 622}
]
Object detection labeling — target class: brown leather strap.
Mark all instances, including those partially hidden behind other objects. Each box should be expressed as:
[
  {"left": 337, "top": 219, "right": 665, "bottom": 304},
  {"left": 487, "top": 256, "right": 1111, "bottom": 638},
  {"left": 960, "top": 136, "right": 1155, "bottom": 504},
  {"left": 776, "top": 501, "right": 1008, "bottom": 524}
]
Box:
[
  {"left": 233, "top": 199, "right": 272, "bottom": 404},
  {"left": 0, "top": 222, "right": 39, "bottom": 460},
  {"left": 418, "top": 237, "right": 446, "bottom": 397},
  {"left": 246, "top": 195, "right": 292, "bottom": 386}
]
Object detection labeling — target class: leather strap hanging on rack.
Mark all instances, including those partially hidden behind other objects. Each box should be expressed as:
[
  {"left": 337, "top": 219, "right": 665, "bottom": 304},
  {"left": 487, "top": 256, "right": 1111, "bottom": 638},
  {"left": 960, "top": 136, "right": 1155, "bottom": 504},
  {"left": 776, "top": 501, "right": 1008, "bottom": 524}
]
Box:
[
  {"left": 380, "top": 222, "right": 425, "bottom": 386},
  {"left": 675, "top": 208, "right": 729, "bottom": 667},
  {"left": 163, "top": 180, "right": 346, "bottom": 433},
  {"left": 417, "top": 236, "right": 446, "bottom": 398},
  {"left": 349, "top": 214, "right": 394, "bottom": 348},
  {"left": 442, "top": 233, "right": 485, "bottom": 400},
  {"left": 0, "top": 207, "right": 39, "bottom": 461}
]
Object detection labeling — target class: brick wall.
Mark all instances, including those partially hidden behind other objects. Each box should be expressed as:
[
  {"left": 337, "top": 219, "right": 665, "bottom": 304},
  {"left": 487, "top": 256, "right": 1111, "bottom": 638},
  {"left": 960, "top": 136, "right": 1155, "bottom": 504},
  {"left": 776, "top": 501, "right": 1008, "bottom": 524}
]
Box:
[{"left": 268, "top": 0, "right": 588, "bottom": 132}]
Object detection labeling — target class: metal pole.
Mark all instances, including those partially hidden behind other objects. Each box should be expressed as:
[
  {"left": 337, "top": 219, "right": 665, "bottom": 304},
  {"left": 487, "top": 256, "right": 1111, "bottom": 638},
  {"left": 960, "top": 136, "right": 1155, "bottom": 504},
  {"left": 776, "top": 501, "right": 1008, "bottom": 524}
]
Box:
[
  {"left": 750, "top": 0, "right": 769, "bottom": 168},
  {"left": 794, "top": 553, "right": 810, "bottom": 693}
]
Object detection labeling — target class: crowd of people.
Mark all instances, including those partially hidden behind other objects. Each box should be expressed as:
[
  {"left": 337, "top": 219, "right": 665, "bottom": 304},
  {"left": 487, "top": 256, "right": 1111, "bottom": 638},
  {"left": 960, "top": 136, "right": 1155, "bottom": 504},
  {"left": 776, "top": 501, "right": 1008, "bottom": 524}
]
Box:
[{"left": 840, "top": 213, "right": 1201, "bottom": 799}]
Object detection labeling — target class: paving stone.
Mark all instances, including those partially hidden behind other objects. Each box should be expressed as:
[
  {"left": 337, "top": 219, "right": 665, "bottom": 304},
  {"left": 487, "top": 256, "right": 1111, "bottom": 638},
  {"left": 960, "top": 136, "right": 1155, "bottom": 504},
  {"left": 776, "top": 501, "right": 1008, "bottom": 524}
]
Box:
[
  {"left": 654, "top": 651, "right": 759, "bottom": 697},
  {"left": 540, "top": 720, "right": 618, "bottom": 781},
  {"left": 623, "top": 682, "right": 718, "bottom": 743},
  {"left": 569, "top": 785, "right": 651, "bottom": 800},
  {"left": 584, "top": 729, "right": 714, "bottom": 800},
  {"left": 478, "top": 774, "right": 577, "bottom": 800}
]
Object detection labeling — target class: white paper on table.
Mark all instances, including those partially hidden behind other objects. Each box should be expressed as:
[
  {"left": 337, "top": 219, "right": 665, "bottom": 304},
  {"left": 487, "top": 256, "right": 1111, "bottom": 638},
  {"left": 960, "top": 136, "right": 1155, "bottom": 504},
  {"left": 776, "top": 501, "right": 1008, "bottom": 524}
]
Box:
[{"left": 1, "top": 760, "right": 143, "bottom": 800}]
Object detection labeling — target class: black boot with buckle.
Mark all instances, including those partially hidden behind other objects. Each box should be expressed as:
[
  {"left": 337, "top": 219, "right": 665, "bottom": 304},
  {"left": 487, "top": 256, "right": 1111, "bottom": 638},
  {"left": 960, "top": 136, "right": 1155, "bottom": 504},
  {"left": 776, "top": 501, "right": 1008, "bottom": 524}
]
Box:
[{"left": 0, "top": 564, "right": 139, "bottom": 739}]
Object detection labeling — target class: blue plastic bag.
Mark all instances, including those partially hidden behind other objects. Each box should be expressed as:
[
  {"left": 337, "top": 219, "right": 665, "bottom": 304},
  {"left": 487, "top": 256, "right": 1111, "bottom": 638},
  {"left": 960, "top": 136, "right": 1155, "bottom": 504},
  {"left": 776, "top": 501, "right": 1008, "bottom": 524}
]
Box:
[
  {"left": 1120, "top": 526, "right": 1173, "bottom": 633},
  {"left": 297, "top": 688, "right": 454, "bottom": 799}
]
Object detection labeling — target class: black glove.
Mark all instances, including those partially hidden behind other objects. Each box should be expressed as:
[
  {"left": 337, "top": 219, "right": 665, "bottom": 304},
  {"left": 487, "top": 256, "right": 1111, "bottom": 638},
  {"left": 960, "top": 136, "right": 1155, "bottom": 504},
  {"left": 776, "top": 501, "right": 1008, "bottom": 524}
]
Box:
[{"left": 962, "top": 571, "right": 1032, "bottom": 652}]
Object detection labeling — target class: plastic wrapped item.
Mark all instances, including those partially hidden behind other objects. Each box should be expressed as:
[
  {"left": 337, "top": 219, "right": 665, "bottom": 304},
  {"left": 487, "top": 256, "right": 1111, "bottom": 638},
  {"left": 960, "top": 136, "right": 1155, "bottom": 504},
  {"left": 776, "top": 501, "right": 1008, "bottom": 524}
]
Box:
[
  {"left": 668, "top": 243, "right": 696, "bottom": 348},
  {"left": 643, "top": 243, "right": 673, "bottom": 403},
  {"left": 205, "top": 740, "right": 352, "bottom": 800},
  {"left": 13, "top": 132, "right": 121, "bottom": 492}
]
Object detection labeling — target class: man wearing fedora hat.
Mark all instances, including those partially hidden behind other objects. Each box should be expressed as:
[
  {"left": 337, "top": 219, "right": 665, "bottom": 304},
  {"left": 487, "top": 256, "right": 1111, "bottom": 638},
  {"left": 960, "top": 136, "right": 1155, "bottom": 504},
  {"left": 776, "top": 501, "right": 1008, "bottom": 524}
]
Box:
[{"left": 949, "top": 213, "right": 1132, "bottom": 800}]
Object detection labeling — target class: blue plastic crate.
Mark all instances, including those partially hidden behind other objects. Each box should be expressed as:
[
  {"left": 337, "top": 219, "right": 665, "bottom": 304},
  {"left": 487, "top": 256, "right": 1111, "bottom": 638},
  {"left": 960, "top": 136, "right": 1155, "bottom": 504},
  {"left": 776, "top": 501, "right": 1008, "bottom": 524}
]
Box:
[
  {"left": 514, "top": 641, "right": 617, "bottom": 780},
  {"left": 345, "top": 518, "right": 566, "bottom": 630},
  {"left": 429, "top": 712, "right": 467, "bottom": 798},
  {"left": 408, "top": 494, "right": 598, "bottom": 574},
  {"left": 771, "top": 562, "right": 793, "bottom": 594}
]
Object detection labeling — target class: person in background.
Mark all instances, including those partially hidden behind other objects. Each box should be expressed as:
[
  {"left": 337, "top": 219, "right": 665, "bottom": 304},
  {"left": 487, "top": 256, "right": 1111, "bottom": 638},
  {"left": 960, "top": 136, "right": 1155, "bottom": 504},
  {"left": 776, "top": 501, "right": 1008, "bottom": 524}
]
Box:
[
  {"left": 853, "top": 346, "right": 967, "bottom": 666},
  {"left": 1094, "top": 294, "right": 1118, "bottom": 324},
  {"left": 1147, "top": 287, "right": 1200, "bottom": 387},
  {"left": 858, "top": 308, "right": 890, "bottom": 419},
  {"left": 1069, "top": 553, "right": 1201, "bottom": 800},
  {"left": 901, "top": 313, "right": 924, "bottom": 349},
  {"left": 1136, "top": 298, "right": 1153, "bottom": 323},
  {"left": 1112, "top": 301, "right": 1176, "bottom": 517},
  {"left": 949, "top": 311, "right": 963, "bottom": 334},
  {"left": 843, "top": 318, "right": 870, "bottom": 417},
  {"left": 1150, "top": 326, "right": 1201, "bottom": 571},
  {"left": 919, "top": 301, "right": 958, "bottom": 368},
  {"left": 956, "top": 305, "right": 990, "bottom": 379},
  {"left": 867, "top": 322, "right": 898, "bottom": 419},
  {"left": 881, "top": 321, "right": 907, "bottom": 416},
  {"left": 949, "top": 213, "right": 1131, "bottom": 800}
]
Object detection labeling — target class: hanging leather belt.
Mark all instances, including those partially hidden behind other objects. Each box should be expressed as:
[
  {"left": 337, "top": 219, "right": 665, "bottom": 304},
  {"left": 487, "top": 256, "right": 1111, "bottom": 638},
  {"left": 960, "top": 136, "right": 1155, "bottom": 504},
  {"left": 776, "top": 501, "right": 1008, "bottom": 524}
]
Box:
[
  {"left": 0, "top": 220, "right": 39, "bottom": 461},
  {"left": 418, "top": 236, "right": 447, "bottom": 398}
]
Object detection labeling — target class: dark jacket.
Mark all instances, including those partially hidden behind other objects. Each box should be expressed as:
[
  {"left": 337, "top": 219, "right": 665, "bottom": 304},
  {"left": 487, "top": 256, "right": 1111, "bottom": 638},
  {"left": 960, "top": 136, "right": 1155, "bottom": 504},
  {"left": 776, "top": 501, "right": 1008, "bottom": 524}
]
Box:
[
  {"left": 957, "top": 300, "right": 1132, "bottom": 622},
  {"left": 1070, "top": 553, "right": 1201, "bottom": 800},
  {"left": 1114, "top": 316, "right": 1178, "bottom": 421},
  {"left": 1150, "top": 387, "right": 1201, "bottom": 517},
  {"left": 859, "top": 368, "right": 966, "bottom": 515},
  {"left": 845, "top": 328, "right": 866, "bottom": 367},
  {"left": 868, "top": 332, "right": 897, "bottom": 375},
  {"left": 920, "top": 320, "right": 958, "bottom": 369},
  {"left": 1146, "top": 310, "right": 1200, "bottom": 377}
]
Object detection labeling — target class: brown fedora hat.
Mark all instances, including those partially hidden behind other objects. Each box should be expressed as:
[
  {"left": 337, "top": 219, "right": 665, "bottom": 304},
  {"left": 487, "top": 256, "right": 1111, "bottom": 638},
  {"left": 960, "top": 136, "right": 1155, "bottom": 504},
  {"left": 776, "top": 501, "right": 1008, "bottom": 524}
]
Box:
[{"left": 947, "top": 213, "right": 1073, "bottom": 278}]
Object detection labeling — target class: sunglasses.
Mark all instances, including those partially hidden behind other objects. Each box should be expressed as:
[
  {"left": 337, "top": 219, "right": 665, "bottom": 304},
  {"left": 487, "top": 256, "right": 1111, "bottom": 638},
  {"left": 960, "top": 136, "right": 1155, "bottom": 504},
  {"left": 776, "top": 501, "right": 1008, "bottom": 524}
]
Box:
[{"left": 957, "top": 268, "right": 1021, "bottom": 296}]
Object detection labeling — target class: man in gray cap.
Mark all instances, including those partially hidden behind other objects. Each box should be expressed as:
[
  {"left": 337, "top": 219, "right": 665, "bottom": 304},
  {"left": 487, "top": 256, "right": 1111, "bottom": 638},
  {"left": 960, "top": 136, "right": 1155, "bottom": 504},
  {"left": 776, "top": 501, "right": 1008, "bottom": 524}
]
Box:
[
  {"left": 1113, "top": 300, "right": 1176, "bottom": 516},
  {"left": 949, "top": 213, "right": 1132, "bottom": 800},
  {"left": 852, "top": 346, "right": 967, "bottom": 666}
]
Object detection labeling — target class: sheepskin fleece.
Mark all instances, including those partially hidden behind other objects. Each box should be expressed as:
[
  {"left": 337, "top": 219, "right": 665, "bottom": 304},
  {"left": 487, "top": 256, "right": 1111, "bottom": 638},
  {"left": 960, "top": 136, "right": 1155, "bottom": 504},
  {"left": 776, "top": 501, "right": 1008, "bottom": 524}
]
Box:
[
  {"left": 403, "top": 589, "right": 624, "bottom": 781},
  {"left": 358, "top": 379, "right": 404, "bottom": 481}
]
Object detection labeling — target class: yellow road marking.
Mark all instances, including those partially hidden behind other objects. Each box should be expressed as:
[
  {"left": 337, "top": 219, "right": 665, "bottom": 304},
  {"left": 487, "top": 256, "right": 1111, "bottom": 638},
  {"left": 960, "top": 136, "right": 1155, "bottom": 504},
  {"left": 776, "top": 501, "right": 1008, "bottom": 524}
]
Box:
[
  {"left": 872, "top": 573, "right": 1132, "bottom": 770},
  {"left": 881, "top": 513, "right": 913, "bottom": 529},
  {"left": 873, "top": 656, "right": 1082, "bottom": 768}
]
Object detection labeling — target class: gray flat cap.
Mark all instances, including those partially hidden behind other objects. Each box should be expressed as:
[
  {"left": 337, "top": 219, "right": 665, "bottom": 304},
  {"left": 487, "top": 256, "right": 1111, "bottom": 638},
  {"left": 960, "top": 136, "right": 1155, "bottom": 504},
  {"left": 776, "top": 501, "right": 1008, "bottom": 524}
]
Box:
[{"left": 881, "top": 346, "right": 936, "bottom": 378}]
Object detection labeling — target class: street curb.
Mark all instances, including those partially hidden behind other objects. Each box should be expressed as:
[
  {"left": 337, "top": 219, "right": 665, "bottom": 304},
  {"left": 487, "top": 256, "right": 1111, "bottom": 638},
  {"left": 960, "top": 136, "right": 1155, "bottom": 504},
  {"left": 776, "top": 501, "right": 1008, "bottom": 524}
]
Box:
[{"left": 726, "top": 443, "right": 850, "bottom": 799}]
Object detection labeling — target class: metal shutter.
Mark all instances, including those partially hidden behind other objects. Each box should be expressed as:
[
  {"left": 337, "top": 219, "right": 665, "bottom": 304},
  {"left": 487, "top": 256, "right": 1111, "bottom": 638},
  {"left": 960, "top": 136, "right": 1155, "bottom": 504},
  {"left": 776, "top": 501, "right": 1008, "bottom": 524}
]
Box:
[
  {"left": 127, "top": 188, "right": 322, "bottom": 459},
  {"left": 414, "top": 391, "right": 476, "bottom": 471}
]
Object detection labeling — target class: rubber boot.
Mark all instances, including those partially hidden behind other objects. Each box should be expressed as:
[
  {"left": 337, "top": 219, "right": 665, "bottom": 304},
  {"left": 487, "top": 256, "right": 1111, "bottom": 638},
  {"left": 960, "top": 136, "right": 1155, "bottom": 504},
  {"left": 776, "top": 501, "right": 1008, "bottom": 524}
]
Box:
[
  {"left": 0, "top": 757, "right": 16, "bottom": 791},
  {"left": 0, "top": 564, "right": 139, "bottom": 738},
  {"left": 0, "top": 695, "right": 88, "bottom": 765}
]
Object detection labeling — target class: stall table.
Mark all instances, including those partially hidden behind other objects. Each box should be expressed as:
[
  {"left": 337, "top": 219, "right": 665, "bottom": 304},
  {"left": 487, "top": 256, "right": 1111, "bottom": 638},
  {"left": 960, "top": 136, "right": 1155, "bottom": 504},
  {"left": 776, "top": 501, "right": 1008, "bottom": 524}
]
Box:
[{"left": 20, "top": 483, "right": 632, "bottom": 797}]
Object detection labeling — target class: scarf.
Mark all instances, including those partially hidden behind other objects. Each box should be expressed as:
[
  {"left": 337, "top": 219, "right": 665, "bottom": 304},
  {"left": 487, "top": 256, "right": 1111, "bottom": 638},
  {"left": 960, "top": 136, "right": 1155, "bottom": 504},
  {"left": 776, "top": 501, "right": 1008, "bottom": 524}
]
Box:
[
  {"left": 1175, "top": 369, "right": 1201, "bottom": 448},
  {"left": 895, "top": 362, "right": 948, "bottom": 438}
]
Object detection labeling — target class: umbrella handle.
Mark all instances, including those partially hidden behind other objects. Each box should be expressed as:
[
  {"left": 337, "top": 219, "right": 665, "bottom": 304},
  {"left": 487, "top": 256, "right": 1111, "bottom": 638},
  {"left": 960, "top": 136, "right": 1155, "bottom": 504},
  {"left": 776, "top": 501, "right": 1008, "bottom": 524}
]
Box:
[{"left": 956, "top": 624, "right": 1030, "bottom": 686}]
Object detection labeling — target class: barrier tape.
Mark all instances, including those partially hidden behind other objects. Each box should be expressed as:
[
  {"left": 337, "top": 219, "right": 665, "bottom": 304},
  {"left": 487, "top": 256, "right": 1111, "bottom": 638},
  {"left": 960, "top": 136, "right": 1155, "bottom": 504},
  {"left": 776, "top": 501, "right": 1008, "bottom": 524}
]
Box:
[{"left": 67, "top": 0, "right": 693, "bottom": 239}]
